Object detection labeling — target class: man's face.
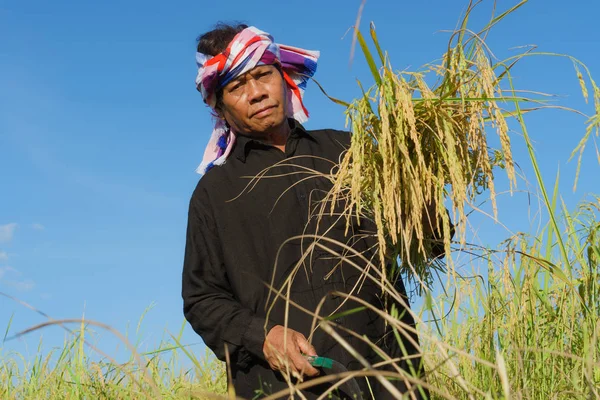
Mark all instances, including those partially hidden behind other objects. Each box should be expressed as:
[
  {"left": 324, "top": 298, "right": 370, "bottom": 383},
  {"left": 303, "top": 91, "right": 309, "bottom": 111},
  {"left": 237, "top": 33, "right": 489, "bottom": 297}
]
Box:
[{"left": 219, "top": 64, "right": 288, "bottom": 138}]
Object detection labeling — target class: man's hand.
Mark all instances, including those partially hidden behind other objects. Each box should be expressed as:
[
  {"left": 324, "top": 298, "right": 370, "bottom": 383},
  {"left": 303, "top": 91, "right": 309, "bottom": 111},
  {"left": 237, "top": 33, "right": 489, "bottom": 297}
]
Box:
[{"left": 263, "top": 325, "right": 320, "bottom": 380}]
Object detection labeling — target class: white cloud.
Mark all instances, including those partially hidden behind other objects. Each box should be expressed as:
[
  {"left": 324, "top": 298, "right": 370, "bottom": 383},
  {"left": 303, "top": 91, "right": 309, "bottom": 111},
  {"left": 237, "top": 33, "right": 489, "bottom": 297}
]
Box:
[
  {"left": 0, "top": 251, "right": 7, "bottom": 263},
  {"left": 31, "top": 223, "right": 45, "bottom": 231},
  {"left": 7, "top": 279, "right": 35, "bottom": 291},
  {"left": 0, "top": 266, "right": 35, "bottom": 291},
  {"left": 0, "top": 266, "right": 17, "bottom": 279},
  {"left": 0, "top": 223, "right": 18, "bottom": 243}
]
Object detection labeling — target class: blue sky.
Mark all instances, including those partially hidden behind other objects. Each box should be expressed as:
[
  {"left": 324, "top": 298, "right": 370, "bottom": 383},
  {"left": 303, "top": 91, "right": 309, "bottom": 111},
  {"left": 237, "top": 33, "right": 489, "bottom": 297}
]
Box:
[{"left": 1, "top": 0, "right": 599, "bottom": 362}]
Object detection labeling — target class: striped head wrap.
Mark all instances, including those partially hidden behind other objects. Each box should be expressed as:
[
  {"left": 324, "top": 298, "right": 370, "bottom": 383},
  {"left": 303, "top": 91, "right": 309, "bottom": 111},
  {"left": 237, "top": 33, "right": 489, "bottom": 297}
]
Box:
[{"left": 195, "top": 26, "right": 320, "bottom": 175}]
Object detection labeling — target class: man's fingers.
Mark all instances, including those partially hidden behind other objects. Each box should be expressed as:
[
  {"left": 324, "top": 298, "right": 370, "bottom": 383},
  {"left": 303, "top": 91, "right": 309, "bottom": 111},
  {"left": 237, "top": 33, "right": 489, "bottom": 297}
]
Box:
[
  {"left": 288, "top": 344, "right": 319, "bottom": 378},
  {"left": 267, "top": 347, "right": 302, "bottom": 376},
  {"left": 303, "top": 363, "right": 320, "bottom": 377},
  {"left": 293, "top": 333, "right": 319, "bottom": 376},
  {"left": 295, "top": 334, "right": 317, "bottom": 356},
  {"left": 275, "top": 357, "right": 310, "bottom": 379},
  {"left": 264, "top": 327, "right": 320, "bottom": 377},
  {"left": 292, "top": 352, "right": 320, "bottom": 377},
  {"left": 273, "top": 356, "right": 318, "bottom": 378}
]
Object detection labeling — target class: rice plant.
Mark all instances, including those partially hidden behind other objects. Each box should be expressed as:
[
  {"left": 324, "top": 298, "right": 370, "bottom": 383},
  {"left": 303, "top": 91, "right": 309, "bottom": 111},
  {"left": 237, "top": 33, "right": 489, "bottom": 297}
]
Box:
[
  {"left": 423, "top": 196, "right": 600, "bottom": 398},
  {"left": 1, "top": 1, "right": 599, "bottom": 399},
  {"left": 0, "top": 311, "right": 227, "bottom": 400},
  {"left": 323, "top": 0, "right": 600, "bottom": 292}
]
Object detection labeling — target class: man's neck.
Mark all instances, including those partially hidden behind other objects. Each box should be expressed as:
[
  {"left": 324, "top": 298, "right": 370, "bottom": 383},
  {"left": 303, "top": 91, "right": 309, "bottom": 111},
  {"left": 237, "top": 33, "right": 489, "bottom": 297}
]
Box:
[{"left": 248, "top": 120, "right": 291, "bottom": 152}]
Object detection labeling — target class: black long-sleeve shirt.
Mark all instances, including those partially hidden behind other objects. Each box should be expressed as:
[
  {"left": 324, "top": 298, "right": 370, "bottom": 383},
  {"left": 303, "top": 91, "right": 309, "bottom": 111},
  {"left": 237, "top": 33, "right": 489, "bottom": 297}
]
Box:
[{"left": 182, "top": 119, "right": 423, "bottom": 399}]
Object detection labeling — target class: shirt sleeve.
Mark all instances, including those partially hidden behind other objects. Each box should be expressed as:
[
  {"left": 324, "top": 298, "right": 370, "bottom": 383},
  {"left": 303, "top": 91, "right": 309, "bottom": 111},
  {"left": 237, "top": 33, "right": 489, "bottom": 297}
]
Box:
[{"left": 182, "top": 190, "right": 276, "bottom": 365}]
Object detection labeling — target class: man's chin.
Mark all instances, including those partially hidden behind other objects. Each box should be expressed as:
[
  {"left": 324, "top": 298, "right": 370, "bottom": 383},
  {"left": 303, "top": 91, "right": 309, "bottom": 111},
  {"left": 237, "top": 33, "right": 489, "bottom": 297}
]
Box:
[{"left": 252, "top": 115, "right": 287, "bottom": 133}]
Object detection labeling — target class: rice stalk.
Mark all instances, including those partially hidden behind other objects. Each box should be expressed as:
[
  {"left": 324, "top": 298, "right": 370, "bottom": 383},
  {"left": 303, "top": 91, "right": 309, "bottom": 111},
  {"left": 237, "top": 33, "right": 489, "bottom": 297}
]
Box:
[{"left": 322, "top": 0, "right": 599, "bottom": 292}]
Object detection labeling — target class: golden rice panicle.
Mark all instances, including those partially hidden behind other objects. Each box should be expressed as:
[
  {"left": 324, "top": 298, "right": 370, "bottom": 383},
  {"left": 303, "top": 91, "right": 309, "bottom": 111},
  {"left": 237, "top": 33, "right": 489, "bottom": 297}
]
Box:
[{"left": 321, "top": 25, "right": 521, "bottom": 290}]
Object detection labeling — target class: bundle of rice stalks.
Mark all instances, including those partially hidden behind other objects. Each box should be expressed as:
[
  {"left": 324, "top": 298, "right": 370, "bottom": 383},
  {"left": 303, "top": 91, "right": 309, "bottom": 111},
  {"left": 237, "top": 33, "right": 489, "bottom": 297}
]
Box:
[{"left": 322, "top": 0, "right": 600, "bottom": 291}]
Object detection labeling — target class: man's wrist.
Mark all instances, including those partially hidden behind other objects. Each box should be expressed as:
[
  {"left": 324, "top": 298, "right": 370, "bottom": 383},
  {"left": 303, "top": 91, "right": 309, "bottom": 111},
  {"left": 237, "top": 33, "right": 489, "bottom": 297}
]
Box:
[{"left": 242, "top": 316, "right": 278, "bottom": 359}]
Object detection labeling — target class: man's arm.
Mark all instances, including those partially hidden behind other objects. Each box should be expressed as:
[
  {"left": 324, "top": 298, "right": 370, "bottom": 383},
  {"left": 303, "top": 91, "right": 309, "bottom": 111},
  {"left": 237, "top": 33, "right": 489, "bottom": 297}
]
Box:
[
  {"left": 182, "top": 196, "right": 271, "bottom": 364},
  {"left": 182, "top": 193, "right": 319, "bottom": 377}
]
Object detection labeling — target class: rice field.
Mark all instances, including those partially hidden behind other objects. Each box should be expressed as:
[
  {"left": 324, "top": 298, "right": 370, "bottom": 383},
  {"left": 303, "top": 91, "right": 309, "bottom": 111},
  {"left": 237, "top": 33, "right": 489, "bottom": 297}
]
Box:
[{"left": 1, "top": 0, "right": 599, "bottom": 399}]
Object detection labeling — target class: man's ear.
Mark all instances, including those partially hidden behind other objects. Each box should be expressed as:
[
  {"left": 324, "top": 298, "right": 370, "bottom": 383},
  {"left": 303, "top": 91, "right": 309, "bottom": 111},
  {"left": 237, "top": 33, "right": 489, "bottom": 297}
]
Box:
[
  {"left": 214, "top": 105, "right": 225, "bottom": 121},
  {"left": 215, "top": 108, "right": 230, "bottom": 128},
  {"left": 283, "top": 82, "right": 293, "bottom": 118}
]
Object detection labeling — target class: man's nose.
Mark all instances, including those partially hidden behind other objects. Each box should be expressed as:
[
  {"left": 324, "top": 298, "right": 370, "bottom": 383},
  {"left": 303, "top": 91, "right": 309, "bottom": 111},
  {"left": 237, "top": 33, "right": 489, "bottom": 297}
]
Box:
[{"left": 246, "top": 79, "right": 267, "bottom": 103}]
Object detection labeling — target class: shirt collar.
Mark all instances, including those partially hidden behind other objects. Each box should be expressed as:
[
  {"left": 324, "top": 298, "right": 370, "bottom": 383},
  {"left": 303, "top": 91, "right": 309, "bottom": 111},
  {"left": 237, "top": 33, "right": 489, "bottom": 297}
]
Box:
[{"left": 233, "top": 118, "right": 317, "bottom": 163}]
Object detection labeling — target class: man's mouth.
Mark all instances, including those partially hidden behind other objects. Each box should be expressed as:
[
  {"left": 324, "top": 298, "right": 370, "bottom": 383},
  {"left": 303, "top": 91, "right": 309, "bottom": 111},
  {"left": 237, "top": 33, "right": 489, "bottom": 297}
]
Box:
[{"left": 252, "top": 105, "right": 276, "bottom": 118}]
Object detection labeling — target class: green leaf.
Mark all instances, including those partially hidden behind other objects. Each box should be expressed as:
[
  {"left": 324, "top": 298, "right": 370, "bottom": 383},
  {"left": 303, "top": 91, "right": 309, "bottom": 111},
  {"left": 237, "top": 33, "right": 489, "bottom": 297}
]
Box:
[
  {"left": 356, "top": 29, "right": 382, "bottom": 86},
  {"left": 544, "top": 167, "right": 561, "bottom": 261},
  {"left": 167, "top": 332, "right": 203, "bottom": 374},
  {"left": 482, "top": 0, "right": 528, "bottom": 35},
  {"left": 369, "top": 22, "right": 386, "bottom": 66},
  {"left": 311, "top": 76, "right": 351, "bottom": 107},
  {"left": 518, "top": 251, "right": 571, "bottom": 286},
  {"left": 322, "top": 306, "right": 367, "bottom": 321}
]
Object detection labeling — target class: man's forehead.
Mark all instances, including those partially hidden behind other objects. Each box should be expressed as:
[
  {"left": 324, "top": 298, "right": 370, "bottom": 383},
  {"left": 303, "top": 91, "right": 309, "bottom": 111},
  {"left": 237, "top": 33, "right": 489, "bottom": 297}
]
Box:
[{"left": 229, "top": 64, "right": 277, "bottom": 82}]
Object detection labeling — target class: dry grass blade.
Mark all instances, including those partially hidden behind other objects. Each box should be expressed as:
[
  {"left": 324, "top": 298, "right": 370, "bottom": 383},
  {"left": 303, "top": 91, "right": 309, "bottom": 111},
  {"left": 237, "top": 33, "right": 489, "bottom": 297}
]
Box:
[
  {"left": 320, "top": 0, "right": 599, "bottom": 294},
  {"left": 9, "top": 318, "right": 161, "bottom": 398},
  {"left": 324, "top": 11, "right": 521, "bottom": 292}
]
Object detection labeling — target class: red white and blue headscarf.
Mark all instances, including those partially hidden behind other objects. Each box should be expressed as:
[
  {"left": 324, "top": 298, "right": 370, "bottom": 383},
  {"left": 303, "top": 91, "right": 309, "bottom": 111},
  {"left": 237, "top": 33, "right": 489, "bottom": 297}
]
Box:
[{"left": 195, "top": 26, "right": 320, "bottom": 175}]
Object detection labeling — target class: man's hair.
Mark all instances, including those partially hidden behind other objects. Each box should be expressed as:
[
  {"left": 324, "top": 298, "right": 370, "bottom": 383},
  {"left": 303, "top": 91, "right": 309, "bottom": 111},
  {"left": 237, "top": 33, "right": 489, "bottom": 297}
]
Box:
[
  {"left": 196, "top": 23, "right": 248, "bottom": 56},
  {"left": 196, "top": 23, "right": 248, "bottom": 112}
]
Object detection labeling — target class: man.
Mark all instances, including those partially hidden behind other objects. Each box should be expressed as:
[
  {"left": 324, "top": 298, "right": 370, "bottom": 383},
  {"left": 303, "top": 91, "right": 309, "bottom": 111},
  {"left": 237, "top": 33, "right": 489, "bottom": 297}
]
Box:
[{"left": 183, "top": 24, "right": 429, "bottom": 399}]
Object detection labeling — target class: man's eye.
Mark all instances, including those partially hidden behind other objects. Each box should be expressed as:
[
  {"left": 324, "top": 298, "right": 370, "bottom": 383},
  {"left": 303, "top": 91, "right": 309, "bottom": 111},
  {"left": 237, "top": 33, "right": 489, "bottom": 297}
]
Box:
[
  {"left": 258, "top": 71, "right": 272, "bottom": 80},
  {"left": 230, "top": 82, "right": 244, "bottom": 92}
]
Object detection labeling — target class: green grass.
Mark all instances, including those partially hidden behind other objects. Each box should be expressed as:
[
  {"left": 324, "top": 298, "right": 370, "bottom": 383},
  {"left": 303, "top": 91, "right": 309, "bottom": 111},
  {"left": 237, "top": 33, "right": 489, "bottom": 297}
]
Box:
[
  {"left": 422, "top": 196, "right": 600, "bottom": 398},
  {"left": 2, "top": 1, "right": 599, "bottom": 399},
  {"left": 0, "top": 318, "right": 227, "bottom": 399}
]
